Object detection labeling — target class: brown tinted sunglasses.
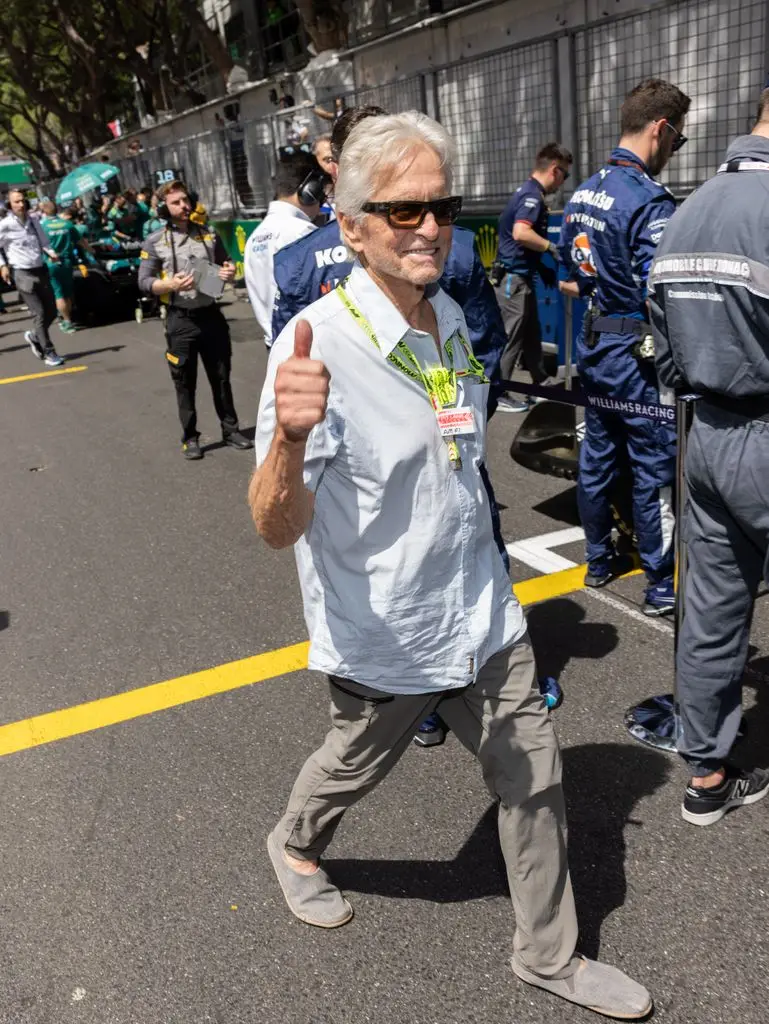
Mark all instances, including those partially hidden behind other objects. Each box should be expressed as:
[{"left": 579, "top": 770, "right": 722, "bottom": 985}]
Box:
[{"left": 361, "top": 195, "right": 463, "bottom": 229}]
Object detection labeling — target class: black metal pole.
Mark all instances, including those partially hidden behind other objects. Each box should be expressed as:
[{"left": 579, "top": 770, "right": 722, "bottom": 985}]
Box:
[{"left": 624, "top": 394, "right": 697, "bottom": 753}]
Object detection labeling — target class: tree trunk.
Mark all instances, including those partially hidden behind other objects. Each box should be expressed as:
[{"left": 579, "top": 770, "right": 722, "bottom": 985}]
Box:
[{"left": 177, "top": 0, "right": 234, "bottom": 83}]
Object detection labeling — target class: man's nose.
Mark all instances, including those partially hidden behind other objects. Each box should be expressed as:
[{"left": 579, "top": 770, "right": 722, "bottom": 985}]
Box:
[{"left": 417, "top": 212, "right": 441, "bottom": 239}]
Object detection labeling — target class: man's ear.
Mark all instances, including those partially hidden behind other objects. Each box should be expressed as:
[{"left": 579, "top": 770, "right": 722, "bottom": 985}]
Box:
[{"left": 338, "top": 212, "right": 363, "bottom": 256}]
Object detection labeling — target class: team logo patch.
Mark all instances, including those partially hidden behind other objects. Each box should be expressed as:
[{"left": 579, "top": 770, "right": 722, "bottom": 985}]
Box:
[{"left": 571, "top": 232, "right": 596, "bottom": 277}]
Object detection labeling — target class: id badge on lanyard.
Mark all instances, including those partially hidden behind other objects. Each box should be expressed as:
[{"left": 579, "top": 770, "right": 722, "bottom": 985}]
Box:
[{"left": 423, "top": 365, "right": 475, "bottom": 471}]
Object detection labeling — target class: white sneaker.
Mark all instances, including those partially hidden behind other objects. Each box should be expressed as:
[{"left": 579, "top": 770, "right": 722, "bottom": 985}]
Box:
[{"left": 44, "top": 350, "right": 64, "bottom": 367}]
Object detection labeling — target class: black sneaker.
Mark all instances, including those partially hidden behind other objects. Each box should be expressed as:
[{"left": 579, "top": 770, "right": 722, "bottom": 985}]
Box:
[
  {"left": 584, "top": 554, "right": 635, "bottom": 589},
  {"left": 224, "top": 430, "right": 254, "bottom": 450},
  {"left": 25, "top": 330, "right": 43, "bottom": 360},
  {"left": 682, "top": 765, "right": 769, "bottom": 827},
  {"left": 182, "top": 438, "right": 203, "bottom": 460}
]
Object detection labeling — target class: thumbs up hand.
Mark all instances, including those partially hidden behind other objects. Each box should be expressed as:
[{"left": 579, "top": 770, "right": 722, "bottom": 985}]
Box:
[{"left": 275, "top": 320, "right": 330, "bottom": 444}]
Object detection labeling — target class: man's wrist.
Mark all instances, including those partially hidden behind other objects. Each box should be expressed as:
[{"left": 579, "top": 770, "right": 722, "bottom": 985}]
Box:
[{"left": 275, "top": 426, "right": 309, "bottom": 452}]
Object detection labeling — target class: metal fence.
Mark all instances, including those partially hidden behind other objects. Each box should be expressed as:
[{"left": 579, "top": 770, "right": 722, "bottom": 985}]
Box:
[
  {"left": 574, "top": 0, "right": 767, "bottom": 193},
  {"left": 435, "top": 39, "right": 560, "bottom": 206},
  {"left": 37, "top": 0, "right": 769, "bottom": 218},
  {"left": 345, "top": 0, "right": 434, "bottom": 48}
]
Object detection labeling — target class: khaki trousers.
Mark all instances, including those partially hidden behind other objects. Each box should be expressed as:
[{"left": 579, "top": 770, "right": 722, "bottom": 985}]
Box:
[{"left": 273, "top": 636, "right": 579, "bottom": 976}]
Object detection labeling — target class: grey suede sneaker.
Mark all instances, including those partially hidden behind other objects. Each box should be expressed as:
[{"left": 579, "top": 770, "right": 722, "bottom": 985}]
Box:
[
  {"left": 267, "top": 829, "right": 353, "bottom": 929},
  {"left": 512, "top": 954, "right": 652, "bottom": 1020}
]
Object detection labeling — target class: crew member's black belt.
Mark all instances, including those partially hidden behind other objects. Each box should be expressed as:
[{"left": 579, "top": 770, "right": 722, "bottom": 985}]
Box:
[
  {"left": 167, "top": 303, "right": 220, "bottom": 321},
  {"left": 593, "top": 316, "right": 648, "bottom": 336},
  {"left": 700, "top": 391, "right": 769, "bottom": 421}
]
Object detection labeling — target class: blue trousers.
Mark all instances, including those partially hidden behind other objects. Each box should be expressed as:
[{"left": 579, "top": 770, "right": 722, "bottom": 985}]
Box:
[{"left": 578, "top": 354, "right": 676, "bottom": 583}]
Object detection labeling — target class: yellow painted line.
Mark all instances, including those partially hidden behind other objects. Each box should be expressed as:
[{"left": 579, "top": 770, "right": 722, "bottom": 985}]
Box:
[
  {"left": 0, "top": 365, "right": 87, "bottom": 385},
  {"left": 0, "top": 642, "right": 310, "bottom": 758},
  {"left": 514, "top": 564, "right": 642, "bottom": 606},
  {"left": 0, "top": 562, "right": 642, "bottom": 759}
]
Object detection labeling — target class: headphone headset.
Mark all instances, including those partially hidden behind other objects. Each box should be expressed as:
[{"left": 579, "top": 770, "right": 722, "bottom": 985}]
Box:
[
  {"left": 157, "top": 183, "right": 199, "bottom": 222},
  {"left": 297, "top": 169, "right": 331, "bottom": 207}
]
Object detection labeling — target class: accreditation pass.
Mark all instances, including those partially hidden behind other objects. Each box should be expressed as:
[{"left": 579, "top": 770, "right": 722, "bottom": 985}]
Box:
[{"left": 436, "top": 408, "right": 475, "bottom": 436}]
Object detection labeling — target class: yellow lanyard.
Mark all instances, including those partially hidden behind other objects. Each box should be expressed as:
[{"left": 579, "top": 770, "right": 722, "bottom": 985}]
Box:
[{"left": 336, "top": 283, "right": 488, "bottom": 470}]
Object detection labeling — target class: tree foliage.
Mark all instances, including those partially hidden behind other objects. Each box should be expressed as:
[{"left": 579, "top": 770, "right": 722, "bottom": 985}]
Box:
[
  {"left": 0, "top": 0, "right": 347, "bottom": 170},
  {"left": 0, "top": 0, "right": 239, "bottom": 162}
]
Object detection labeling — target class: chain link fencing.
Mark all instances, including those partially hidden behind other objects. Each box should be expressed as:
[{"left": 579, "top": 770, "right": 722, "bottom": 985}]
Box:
[
  {"left": 574, "top": 0, "right": 768, "bottom": 194},
  {"left": 434, "top": 38, "right": 560, "bottom": 208},
  {"left": 35, "top": 0, "right": 769, "bottom": 218}
]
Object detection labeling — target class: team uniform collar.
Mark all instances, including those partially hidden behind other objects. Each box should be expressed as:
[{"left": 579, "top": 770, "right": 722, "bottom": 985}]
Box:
[{"left": 608, "top": 147, "right": 650, "bottom": 175}]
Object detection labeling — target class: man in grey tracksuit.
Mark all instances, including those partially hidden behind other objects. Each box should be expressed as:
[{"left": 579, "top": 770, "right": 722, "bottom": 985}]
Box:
[{"left": 648, "top": 92, "right": 769, "bottom": 827}]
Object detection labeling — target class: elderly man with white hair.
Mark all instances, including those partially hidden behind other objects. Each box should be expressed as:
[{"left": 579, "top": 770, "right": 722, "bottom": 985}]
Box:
[{"left": 248, "top": 112, "right": 651, "bottom": 1020}]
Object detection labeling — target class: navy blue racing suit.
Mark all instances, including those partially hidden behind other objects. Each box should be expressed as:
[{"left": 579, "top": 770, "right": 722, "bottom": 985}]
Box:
[
  {"left": 272, "top": 219, "right": 510, "bottom": 569},
  {"left": 559, "top": 148, "right": 677, "bottom": 583}
]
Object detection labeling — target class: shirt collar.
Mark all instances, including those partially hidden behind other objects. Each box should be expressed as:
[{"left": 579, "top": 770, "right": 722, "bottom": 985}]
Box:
[
  {"left": 345, "top": 262, "right": 465, "bottom": 359},
  {"left": 528, "top": 176, "right": 546, "bottom": 195},
  {"left": 266, "top": 200, "right": 313, "bottom": 223}
]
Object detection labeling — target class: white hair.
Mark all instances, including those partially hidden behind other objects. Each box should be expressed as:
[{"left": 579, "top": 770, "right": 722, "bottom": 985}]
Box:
[{"left": 335, "top": 111, "right": 455, "bottom": 223}]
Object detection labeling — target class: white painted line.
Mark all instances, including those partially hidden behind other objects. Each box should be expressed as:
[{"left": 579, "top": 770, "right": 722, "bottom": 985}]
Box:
[
  {"left": 507, "top": 542, "right": 576, "bottom": 574},
  {"left": 506, "top": 526, "right": 585, "bottom": 575},
  {"left": 531, "top": 526, "right": 586, "bottom": 548},
  {"left": 584, "top": 587, "right": 674, "bottom": 635}
]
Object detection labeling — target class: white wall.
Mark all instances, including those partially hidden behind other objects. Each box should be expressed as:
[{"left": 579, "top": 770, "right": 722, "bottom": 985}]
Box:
[{"left": 351, "top": 0, "right": 659, "bottom": 85}]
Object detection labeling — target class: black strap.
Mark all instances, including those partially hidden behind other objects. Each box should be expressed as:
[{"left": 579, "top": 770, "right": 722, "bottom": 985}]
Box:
[
  {"left": 168, "top": 226, "right": 177, "bottom": 308},
  {"left": 701, "top": 391, "right": 769, "bottom": 420},
  {"left": 593, "top": 316, "right": 648, "bottom": 337},
  {"left": 167, "top": 224, "right": 215, "bottom": 307},
  {"left": 608, "top": 156, "right": 646, "bottom": 173}
]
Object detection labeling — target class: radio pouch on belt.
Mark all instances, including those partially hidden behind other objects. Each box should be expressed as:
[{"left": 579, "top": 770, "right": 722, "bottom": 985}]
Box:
[
  {"left": 489, "top": 261, "right": 505, "bottom": 287},
  {"left": 583, "top": 305, "right": 600, "bottom": 350}
]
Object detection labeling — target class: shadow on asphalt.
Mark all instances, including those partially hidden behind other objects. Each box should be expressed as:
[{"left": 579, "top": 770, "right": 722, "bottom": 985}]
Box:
[
  {"left": 201, "top": 424, "right": 256, "bottom": 455},
  {"left": 563, "top": 742, "right": 670, "bottom": 958},
  {"left": 734, "top": 656, "right": 769, "bottom": 770},
  {"left": 328, "top": 742, "right": 670, "bottom": 961},
  {"left": 527, "top": 597, "right": 619, "bottom": 679},
  {"left": 532, "top": 486, "right": 580, "bottom": 526},
  {"left": 1, "top": 342, "right": 125, "bottom": 358},
  {"left": 0, "top": 610, "right": 8, "bottom": 631},
  {"left": 63, "top": 345, "right": 126, "bottom": 359},
  {"left": 327, "top": 802, "right": 507, "bottom": 903}
]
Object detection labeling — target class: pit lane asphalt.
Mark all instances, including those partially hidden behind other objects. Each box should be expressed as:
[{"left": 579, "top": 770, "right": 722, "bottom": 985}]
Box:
[{"left": 1, "top": 294, "right": 767, "bottom": 1024}]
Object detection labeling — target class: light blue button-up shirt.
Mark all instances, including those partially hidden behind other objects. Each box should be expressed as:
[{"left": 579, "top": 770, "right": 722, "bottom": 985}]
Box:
[
  {"left": 255, "top": 264, "right": 525, "bottom": 694},
  {"left": 0, "top": 211, "right": 51, "bottom": 270}
]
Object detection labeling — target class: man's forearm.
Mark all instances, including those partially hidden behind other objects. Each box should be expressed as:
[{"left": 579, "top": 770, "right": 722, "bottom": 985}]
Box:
[
  {"left": 248, "top": 432, "right": 314, "bottom": 549},
  {"left": 150, "top": 278, "right": 175, "bottom": 296},
  {"left": 513, "top": 224, "right": 550, "bottom": 253}
]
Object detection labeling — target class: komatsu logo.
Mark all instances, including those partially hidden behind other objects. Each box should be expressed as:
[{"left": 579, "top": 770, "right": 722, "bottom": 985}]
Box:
[
  {"left": 315, "top": 245, "right": 348, "bottom": 268},
  {"left": 571, "top": 188, "right": 616, "bottom": 211}
]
